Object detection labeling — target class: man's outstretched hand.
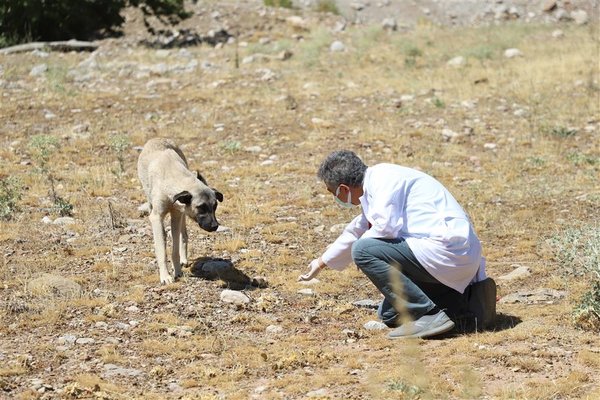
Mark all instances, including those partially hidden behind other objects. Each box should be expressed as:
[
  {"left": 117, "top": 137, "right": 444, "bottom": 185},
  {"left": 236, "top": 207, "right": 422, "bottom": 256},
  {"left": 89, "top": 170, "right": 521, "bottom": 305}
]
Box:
[{"left": 298, "top": 258, "right": 324, "bottom": 281}]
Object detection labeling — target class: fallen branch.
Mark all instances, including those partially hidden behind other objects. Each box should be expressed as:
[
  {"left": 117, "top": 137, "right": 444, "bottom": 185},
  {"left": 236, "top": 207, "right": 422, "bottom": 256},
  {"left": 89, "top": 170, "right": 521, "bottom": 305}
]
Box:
[{"left": 0, "top": 40, "right": 98, "bottom": 55}]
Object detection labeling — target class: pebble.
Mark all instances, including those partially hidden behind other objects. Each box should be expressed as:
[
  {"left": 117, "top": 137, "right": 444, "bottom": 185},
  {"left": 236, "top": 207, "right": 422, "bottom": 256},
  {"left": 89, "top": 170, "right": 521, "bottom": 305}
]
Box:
[
  {"left": 75, "top": 337, "right": 95, "bottom": 345},
  {"left": 330, "top": 41, "right": 346, "bottom": 53},
  {"left": 297, "top": 288, "right": 314, "bottom": 296},
  {"left": 363, "top": 320, "right": 387, "bottom": 330},
  {"left": 265, "top": 325, "right": 284, "bottom": 334},
  {"left": 504, "top": 48, "right": 523, "bottom": 58}
]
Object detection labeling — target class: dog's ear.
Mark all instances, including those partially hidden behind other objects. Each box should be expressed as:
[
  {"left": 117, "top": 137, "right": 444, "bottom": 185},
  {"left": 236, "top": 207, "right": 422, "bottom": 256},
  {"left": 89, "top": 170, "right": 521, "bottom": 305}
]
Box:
[
  {"left": 196, "top": 171, "right": 208, "bottom": 185},
  {"left": 213, "top": 189, "right": 223, "bottom": 203},
  {"left": 173, "top": 191, "right": 193, "bottom": 205}
]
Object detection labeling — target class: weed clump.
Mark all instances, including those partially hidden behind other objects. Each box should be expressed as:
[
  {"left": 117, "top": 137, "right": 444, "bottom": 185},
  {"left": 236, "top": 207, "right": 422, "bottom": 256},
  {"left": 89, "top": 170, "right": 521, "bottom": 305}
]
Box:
[
  {"left": 28, "top": 134, "right": 73, "bottom": 217},
  {"left": 549, "top": 226, "right": 600, "bottom": 332},
  {"left": 0, "top": 176, "right": 23, "bottom": 220}
]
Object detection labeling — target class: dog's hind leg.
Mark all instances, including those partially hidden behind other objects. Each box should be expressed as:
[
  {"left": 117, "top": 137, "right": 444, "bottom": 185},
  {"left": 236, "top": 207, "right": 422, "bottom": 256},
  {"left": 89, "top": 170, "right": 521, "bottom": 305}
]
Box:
[
  {"left": 150, "top": 211, "right": 173, "bottom": 284},
  {"left": 179, "top": 215, "right": 188, "bottom": 268},
  {"left": 171, "top": 210, "right": 184, "bottom": 279}
]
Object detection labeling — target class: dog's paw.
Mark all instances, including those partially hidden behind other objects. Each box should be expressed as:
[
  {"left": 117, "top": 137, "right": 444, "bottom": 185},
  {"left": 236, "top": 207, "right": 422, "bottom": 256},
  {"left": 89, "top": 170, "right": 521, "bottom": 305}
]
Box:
[{"left": 160, "top": 274, "right": 174, "bottom": 285}]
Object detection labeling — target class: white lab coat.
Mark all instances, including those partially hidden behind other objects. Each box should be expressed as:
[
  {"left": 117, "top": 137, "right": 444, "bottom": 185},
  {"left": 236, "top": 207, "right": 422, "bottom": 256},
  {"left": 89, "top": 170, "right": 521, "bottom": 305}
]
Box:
[{"left": 321, "top": 163, "right": 483, "bottom": 294}]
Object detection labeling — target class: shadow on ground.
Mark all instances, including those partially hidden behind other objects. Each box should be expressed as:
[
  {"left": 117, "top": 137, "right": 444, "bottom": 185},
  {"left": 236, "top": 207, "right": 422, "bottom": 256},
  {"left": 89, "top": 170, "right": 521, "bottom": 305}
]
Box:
[{"left": 189, "top": 257, "right": 267, "bottom": 290}]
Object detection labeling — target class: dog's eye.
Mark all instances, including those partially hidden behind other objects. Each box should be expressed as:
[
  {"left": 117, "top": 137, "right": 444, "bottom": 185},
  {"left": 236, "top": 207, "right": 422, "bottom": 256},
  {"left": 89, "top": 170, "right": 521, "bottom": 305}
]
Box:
[{"left": 197, "top": 204, "right": 209, "bottom": 214}]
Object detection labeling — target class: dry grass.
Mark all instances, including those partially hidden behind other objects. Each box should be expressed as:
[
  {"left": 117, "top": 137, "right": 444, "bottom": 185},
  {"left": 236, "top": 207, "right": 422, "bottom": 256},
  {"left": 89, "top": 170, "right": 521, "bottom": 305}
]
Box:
[{"left": 0, "top": 10, "right": 598, "bottom": 399}]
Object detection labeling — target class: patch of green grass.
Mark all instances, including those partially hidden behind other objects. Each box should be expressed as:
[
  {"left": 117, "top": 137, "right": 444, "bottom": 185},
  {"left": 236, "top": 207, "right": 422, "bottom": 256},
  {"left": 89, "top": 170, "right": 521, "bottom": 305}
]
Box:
[
  {"left": 221, "top": 140, "right": 242, "bottom": 153},
  {"left": 432, "top": 97, "right": 445, "bottom": 108},
  {"left": 566, "top": 152, "right": 598, "bottom": 166}
]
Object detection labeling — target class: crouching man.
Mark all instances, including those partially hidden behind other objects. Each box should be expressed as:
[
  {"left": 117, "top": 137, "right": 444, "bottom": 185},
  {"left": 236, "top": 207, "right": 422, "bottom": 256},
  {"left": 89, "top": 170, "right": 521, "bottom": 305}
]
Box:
[{"left": 299, "top": 150, "right": 488, "bottom": 339}]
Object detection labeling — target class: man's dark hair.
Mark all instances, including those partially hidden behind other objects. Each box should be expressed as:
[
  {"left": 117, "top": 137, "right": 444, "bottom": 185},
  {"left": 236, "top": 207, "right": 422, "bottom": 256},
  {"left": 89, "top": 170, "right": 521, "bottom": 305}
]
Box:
[{"left": 317, "top": 150, "right": 367, "bottom": 188}]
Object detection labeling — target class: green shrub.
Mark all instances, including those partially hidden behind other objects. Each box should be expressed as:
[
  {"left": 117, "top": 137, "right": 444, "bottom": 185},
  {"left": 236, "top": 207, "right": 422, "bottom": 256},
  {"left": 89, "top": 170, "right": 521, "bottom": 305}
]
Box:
[
  {"left": 0, "top": 176, "right": 23, "bottom": 221},
  {"left": 0, "top": 0, "right": 189, "bottom": 46}
]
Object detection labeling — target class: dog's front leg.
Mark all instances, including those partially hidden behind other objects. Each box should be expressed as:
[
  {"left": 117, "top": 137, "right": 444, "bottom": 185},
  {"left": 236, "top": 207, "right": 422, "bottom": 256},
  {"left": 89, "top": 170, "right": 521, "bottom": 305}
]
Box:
[
  {"left": 171, "top": 211, "right": 183, "bottom": 279},
  {"left": 179, "top": 215, "right": 188, "bottom": 268},
  {"left": 150, "top": 211, "right": 173, "bottom": 284}
]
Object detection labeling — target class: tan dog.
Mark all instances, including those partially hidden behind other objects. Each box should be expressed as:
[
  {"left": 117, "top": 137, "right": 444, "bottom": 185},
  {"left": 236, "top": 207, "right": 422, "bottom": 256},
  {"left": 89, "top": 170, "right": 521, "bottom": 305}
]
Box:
[{"left": 138, "top": 138, "right": 223, "bottom": 284}]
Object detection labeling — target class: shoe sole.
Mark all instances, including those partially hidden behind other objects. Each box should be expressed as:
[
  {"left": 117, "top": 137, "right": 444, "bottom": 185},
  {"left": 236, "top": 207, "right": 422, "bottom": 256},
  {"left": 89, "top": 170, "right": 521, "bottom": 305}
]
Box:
[{"left": 388, "top": 319, "right": 456, "bottom": 340}]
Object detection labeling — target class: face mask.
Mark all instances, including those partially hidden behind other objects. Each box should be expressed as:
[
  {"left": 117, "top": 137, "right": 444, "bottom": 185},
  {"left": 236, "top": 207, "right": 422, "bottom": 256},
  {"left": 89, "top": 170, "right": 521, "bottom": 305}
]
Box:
[{"left": 335, "top": 186, "right": 354, "bottom": 208}]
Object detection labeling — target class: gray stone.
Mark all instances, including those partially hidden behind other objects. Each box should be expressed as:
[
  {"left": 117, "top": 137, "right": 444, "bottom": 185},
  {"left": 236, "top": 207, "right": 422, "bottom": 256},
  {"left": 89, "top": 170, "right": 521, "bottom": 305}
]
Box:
[
  {"left": 382, "top": 18, "right": 397, "bottom": 31},
  {"left": 571, "top": 10, "right": 589, "bottom": 25},
  {"left": 297, "top": 288, "right": 314, "bottom": 296},
  {"left": 75, "top": 337, "right": 95, "bottom": 345},
  {"left": 504, "top": 48, "right": 523, "bottom": 58},
  {"left": 53, "top": 217, "right": 75, "bottom": 225},
  {"left": 447, "top": 56, "right": 466, "bottom": 67},
  {"left": 220, "top": 289, "right": 250, "bottom": 305},
  {"left": 30, "top": 64, "right": 48, "bottom": 76},
  {"left": 330, "top": 41, "right": 345, "bottom": 53},
  {"left": 363, "top": 320, "right": 387, "bottom": 330},
  {"left": 499, "top": 288, "right": 567, "bottom": 304},
  {"left": 266, "top": 325, "right": 283, "bottom": 334},
  {"left": 57, "top": 334, "right": 77, "bottom": 345}
]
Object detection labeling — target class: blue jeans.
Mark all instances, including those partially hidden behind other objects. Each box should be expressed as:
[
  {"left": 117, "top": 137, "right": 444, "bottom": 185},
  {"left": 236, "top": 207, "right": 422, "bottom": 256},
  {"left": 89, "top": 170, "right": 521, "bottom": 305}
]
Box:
[{"left": 351, "top": 237, "right": 443, "bottom": 327}]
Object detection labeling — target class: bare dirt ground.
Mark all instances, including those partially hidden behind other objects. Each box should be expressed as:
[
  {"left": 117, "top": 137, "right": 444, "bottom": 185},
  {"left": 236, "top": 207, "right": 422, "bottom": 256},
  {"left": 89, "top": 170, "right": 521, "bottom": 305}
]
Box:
[{"left": 1, "top": 1, "right": 599, "bottom": 399}]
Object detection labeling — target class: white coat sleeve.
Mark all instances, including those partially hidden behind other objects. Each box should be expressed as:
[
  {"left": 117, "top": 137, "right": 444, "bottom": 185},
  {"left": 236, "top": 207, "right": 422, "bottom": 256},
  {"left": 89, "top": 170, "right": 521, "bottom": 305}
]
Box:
[{"left": 321, "top": 214, "right": 370, "bottom": 270}]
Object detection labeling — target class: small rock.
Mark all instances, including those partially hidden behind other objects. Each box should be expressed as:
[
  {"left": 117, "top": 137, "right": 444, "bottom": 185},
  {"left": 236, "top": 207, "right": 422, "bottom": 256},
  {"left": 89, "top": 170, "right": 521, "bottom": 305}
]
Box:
[
  {"left": 498, "top": 266, "right": 531, "bottom": 281},
  {"left": 53, "top": 217, "right": 75, "bottom": 225},
  {"left": 542, "top": 0, "right": 557, "bottom": 12},
  {"left": 75, "top": 337, "right": 95, "bottom": 345},
  {"left": 126, "top": 305, "right": 139, "bottom": 312},
  {"left": 447, "top": 56, "right": 466, "bottom": 67},
  {"left": 220, "top": 289, "right": 250, "bottom": 305},
  {"left": 307, "top": 388, "right": 328, "bottom": 397},
  {"left": 483, "top": 143, "right": 497, "bottom": 150},
  {"left": 571, "top": 10, "right": 589, "bottom": 25},
  {"left": 504, "top": 48, "right": 523, "bottom": 58},
  {"left": 363, "top": 320, "right": 387, "bottom": 330},
  {"left": 552, "top": 29, "right": 564, "bottom": 38},
  {"left": 297, "top": 288, "right": 314, "bottom": 296},
  {"left": 244, "top": 145, "right": 262, "bottom": 153},
  {"left": 265, "top": 325, "right": 283, "bottom": 334},
  {"left": 299, "top": 278, "right": 320, "bottom": 286},
  {"left": 41, "top": 216, "right": 52, "bottom": 224},
  {"left": 286, "top": 16, "right": 308, "bottom": 30},
  {"left": 57, "top": 334, "right": 77, "bottom": 345},
  {"left": 330, "top": 41, "right": 345, "bottom": 53},
  {"left": 382, "top": 18, "right": 397, "bottom": 31},
  {"left": 30, "top": 64, "right": 48, "bottom": 76},
  {"left": 499, "top": 288, "right": 567, "bottom": 304}
]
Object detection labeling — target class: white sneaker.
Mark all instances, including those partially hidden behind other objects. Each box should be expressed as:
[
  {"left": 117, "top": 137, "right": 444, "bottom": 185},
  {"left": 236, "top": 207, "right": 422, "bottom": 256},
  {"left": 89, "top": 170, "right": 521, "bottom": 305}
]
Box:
[{"left": 388, "top": 310, "right": 455, "bottom": 339}]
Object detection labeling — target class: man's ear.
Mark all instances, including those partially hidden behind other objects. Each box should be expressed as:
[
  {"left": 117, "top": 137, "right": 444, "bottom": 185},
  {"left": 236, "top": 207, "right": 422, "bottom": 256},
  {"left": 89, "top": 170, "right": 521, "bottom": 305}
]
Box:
[
  {"left": 196, "top": 171, "right": 208, "bottom": 185},
  {"left": 213, "top": 189, "right": 223, "bottom": 202},
  {"left": 174, "top": 191, "right": 193, "bottom": 205}
]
